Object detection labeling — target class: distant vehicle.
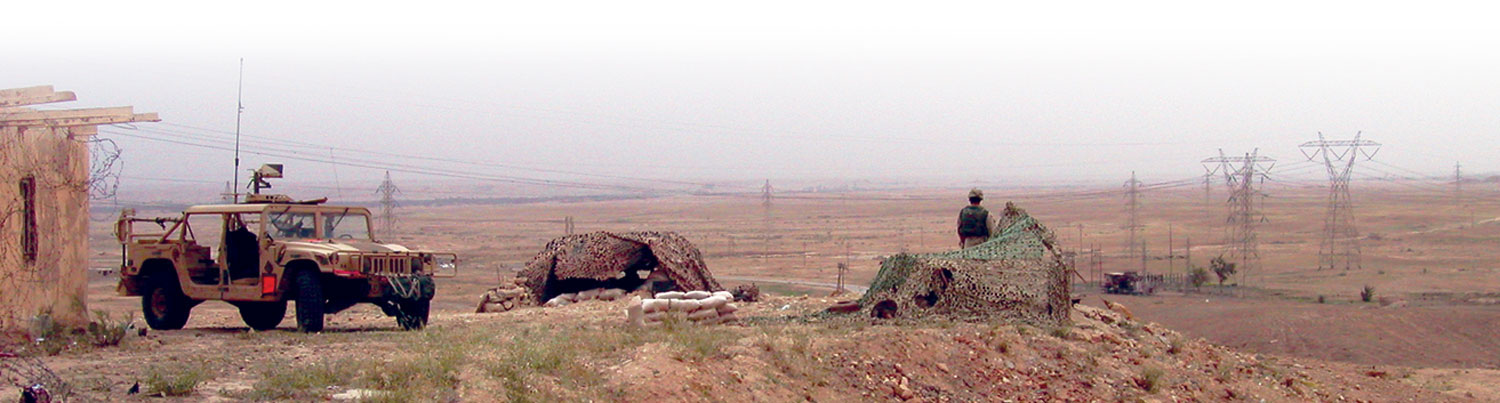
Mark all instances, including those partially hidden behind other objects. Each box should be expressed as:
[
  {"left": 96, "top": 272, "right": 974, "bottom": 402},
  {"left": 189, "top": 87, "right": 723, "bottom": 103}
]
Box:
[
  {"left": 1102, "top": 271, "right": 1154, "bottom": 295},
  {"left": 115, "top": 166, "right": 455, "bottom": 332}
]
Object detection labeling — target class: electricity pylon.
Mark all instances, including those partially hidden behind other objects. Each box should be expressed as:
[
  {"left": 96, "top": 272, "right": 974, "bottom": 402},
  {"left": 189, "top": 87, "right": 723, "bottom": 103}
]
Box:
[{"left": 1299, "top": 132, "right": 1379, "bottom": 270}]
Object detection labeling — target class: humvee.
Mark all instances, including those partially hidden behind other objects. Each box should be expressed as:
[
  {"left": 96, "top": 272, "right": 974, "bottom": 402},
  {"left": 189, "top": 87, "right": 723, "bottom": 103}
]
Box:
[{"left": 115, "top": 197, "right": 456, "bottom": 332}]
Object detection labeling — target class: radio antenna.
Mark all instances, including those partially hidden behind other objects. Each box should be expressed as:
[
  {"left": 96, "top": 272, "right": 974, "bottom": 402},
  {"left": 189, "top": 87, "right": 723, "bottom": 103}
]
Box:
[{"left": 232, "top": 58, "right": 244, "bottom": 203}]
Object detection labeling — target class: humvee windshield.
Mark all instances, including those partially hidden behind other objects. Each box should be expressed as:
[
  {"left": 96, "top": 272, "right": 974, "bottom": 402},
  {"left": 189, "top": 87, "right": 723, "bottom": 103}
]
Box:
[
  {"left": 323, "top": 211, "right": 371, "bottom": 240},
  {"left": 266, "top": 209, "right": 373, "bottom": 240},
  {"left": 269, "top": 211, "right": 316, "bottom": 239}
]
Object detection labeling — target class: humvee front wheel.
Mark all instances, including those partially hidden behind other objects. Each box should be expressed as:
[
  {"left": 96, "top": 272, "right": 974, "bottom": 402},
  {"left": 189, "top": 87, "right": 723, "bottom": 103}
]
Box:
[
  {"left": 238, "top": 301, "right": 287, "bottom": 331},
  {"left": 142, "top": 276, "right": 192, "bottom": 330},
  {"left": 396, "top": 299, "right": 430, "bottom": 330},
  {"left": 293, "top": 270, "right": 325, "bottom": 333}
]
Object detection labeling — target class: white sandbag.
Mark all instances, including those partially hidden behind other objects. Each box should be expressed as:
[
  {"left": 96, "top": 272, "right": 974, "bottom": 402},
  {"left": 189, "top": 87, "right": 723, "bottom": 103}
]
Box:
[
  {"left": 543, "top": 298, "right": 561, "bottom": 307},
  {"left": 557, "top": 293, "right": 578, "bottom": 303},
  {"left": 578, "top": 288, "right": 601, "bottom": 301},
  {"left": 686, "top": 309, "right": 720, "bottom": 321},
  {"left": 669, "top": 299, "right": 702, "bottom": 312},
  {"left": 717, "top": 312, "right": 739, "bottom": 323},
  {"left": 698, "top": 296, "right": 728, "bottom": 310},
  {"left": 501, "top": 299, "right": 515, "bottom": 311},
  {"left": 716, "top": 303, "right": 739, "bottom": 315},
  {"left": 712, "top": 291, "right": 734, "bottom": 300},
  {"left": 685, "top": 290, "right": 713, "bottom": 300},
  {"left": 643, "top": 299, "right": 669, "bottom": 313},
  {"left": 643, "top": 312, "right": 667, "bottom": 323},
  {"left": 625, "top": 297, "right": 645, "bottom": 327},
  {"left": 599, "top": 288, "right": 625, "bottom": 301},
  {"left": 481, "top": 302, "right": 504, "bottom": 313},
  {"left": 656, "top": 291, "right": 686, "bottom": 300}
]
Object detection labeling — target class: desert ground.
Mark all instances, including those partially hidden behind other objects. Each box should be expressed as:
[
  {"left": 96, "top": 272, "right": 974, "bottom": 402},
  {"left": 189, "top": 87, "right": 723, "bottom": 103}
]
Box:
[{"left": 10, "top": 179, "right": 1500, "bottom": 401}]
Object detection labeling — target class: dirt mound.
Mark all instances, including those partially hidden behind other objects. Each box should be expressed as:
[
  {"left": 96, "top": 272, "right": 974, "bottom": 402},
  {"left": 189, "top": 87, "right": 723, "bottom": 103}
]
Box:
[
  {"left": 517, "top": 231, "right": 721, "bottom": 304},
  {"left": 854, "top": 202, "right": 1069, "bottom": 323}
]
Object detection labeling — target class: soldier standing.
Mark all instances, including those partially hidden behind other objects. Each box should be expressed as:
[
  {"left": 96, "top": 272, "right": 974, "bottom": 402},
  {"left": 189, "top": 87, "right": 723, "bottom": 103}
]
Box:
[{"left": 957, "top": 188, "right": 991, "bottom": 249}]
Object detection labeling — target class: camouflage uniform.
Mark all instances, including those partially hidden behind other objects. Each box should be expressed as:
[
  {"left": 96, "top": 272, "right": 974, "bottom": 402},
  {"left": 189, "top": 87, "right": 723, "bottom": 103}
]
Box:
[{"left": 958, "top": 188, "right": 991, "bottom": 248}]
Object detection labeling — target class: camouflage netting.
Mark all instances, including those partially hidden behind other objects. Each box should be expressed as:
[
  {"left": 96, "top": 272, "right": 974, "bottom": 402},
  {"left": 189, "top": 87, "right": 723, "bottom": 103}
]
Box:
[
  {"left": 856, "top": 202, "right": 1070, "bottom": 323},
  {"left": 518, "top": 231, "right": 722, "bottom": 304}
]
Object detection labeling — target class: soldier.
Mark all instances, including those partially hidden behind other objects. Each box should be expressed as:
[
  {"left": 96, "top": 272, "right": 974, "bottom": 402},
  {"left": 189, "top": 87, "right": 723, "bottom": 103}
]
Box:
[{"left": 957, "top": 188, "right": 991, "bottom": 249}]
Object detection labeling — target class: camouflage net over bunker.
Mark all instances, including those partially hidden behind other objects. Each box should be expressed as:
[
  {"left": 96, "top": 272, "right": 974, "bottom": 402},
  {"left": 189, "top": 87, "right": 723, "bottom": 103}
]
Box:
[
  {"left": 519, "top": 231, "right": 721, "bottom": 304},
  {"left": 856, "top": 202, "right": 1070, "bottom": 323}
]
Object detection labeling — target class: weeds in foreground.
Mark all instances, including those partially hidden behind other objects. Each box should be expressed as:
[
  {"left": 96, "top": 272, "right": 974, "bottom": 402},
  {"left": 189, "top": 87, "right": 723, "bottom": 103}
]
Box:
[
  {"left": 1360, "top": 285, "right": 1376, "bottom": 303},
  {"left": 143, "top": 363, "right": 210, "bottom": 397}
]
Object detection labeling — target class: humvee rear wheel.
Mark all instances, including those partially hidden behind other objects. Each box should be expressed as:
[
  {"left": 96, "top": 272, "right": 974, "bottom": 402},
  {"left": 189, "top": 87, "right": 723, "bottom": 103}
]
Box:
[
  {"left": 396, "top": 299, "right": 430, "bottom": 330},
  {"left": 142, "top": 276, "right": 192, "bottom": 330},
  {"left": 238, "top": 301, "right": 287, "bottom": 331},
  {"left": 293, "top": 270, "right": 325, "bottom": 333}
]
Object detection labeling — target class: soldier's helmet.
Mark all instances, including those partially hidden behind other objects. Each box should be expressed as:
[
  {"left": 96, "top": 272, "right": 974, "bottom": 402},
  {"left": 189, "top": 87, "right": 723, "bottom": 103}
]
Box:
[{"left": 968, "top": 188, "right": 983, "bottom": 199}]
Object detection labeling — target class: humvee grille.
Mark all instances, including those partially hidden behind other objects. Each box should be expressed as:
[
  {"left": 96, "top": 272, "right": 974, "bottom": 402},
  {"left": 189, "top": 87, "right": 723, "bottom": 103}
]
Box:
[{"left": 364, "top": 255, "right": 415, "bottom": 275}]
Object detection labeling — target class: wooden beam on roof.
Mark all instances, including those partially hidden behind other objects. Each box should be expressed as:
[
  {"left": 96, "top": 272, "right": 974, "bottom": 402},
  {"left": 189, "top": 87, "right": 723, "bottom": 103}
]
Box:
[
  {"left": 0, "top": 107, "right": 160, "bottom": 127},
  {"left": 0, "top": 86, "right": 59, "bottom": 99},
  {"left": 0, "top": 91, "right": 77, "bottom": 108}
]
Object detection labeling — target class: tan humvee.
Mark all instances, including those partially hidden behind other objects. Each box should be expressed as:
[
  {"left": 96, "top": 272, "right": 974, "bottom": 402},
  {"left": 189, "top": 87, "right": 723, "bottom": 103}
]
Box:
[{"left": 115, "top": 200, "right": 456, "bottom": 332}]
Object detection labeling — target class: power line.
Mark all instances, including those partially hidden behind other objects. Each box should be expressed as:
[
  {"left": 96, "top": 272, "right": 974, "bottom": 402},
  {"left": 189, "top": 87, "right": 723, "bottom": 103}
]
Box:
[
  {"left": 1299, "top": 132, "right": 1379, "bottom": 271},
  {"left": 1203, "top": 148, "right": 1274, "bottom": 284}
]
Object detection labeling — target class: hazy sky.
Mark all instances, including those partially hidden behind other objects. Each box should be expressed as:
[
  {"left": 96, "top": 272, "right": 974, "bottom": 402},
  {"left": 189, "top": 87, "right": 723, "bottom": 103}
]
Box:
[{"left": 5, "top": 1, "right": 1498, "bottom": 199}]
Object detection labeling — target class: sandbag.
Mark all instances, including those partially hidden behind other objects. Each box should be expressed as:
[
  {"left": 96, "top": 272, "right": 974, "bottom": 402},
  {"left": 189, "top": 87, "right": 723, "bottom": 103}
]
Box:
[
  {"left": 687, "top": 309, "right": 719, "bottom": 321},
  {"left": 716, "top": 303, "right": 739, "bottom": 315},
  {"left": 501, "top": 299, "right": 516, "bottom": 310},
  {"left": 578, "top": 288, "right": 601, "bottom": 301},
  {"left": 669, "top": 299, "right": 702, "bottom": 312},
  {"left": 557, "top": 293, "right": 578, "bottom": 303},
  {"left": 685, "top": 290, "right": 713, "bottom": 300},
  {"left": 698, "top": 296, "right": 728, "bottom": 310},
  {"left": 712, "top": 291, "right": 734, "bottom": 300},
  {"left": 626, "top": 297, "right": 645, "bottom": 326},
  {"left": 656, "top": 291, "right": 687, "bottom": 300},
  {"left": 643, "top": 299, "right": 669, "bottom": 313},
  {"left": 644, "top": 311, "right": 667, "bottom": 322},
  {"left": 599, "top": 288, "right": 625, "bottom": 301}
]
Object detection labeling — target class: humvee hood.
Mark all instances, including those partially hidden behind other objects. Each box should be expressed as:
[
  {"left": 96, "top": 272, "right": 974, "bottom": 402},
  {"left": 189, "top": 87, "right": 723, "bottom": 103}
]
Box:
[{"left": 279, "top": 239, "right": 413, "bottom": 254}]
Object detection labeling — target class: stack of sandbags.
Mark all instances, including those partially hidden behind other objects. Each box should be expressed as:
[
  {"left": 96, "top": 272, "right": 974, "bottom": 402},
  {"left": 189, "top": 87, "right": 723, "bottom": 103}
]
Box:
[
  {"left": 625, "top": 290, "right": 740, "bottom": 327},
  {"left": 476, "top": 277, "right": 533, "bottom": 313},
  {"left": 543, "top": 288, "right": 628, "bottom": 307}
]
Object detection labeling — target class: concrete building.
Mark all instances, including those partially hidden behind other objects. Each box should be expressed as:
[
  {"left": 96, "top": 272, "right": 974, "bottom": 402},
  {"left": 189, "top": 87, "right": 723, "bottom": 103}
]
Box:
[{"left": 0, "top": 86, "right": 157, "bottom": 329}]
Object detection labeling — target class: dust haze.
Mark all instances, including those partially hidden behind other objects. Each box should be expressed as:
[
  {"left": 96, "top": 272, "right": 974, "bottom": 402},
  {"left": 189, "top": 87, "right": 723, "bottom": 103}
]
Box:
[{"left": 5, "top": 2, "right": 1499, "bottom": 203}]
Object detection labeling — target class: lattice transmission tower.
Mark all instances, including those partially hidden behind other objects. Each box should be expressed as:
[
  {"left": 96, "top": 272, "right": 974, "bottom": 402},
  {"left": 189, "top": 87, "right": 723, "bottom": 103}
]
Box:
[
  {"left": 761, "top": 179, "right": 774, "bottom": 262},
  {"left": 1202, "top": 149, "right": 1274, "bottom": 283},
  {"left": 1299, "top": 132, "right": 1379, "bottom": 270},
  {"left": 375, "top": 171, "right": 401, "bottom": 239},
  {"left": 1121, "top": 171, "right": 1144, "bottom": 261}
]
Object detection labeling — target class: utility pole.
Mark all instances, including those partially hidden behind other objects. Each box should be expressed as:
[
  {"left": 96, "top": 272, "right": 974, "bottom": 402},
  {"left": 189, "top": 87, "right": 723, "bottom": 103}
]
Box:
[
  {"left": 1185, "top": 237, "right": 1192, "bottom": 270},
  {"left": 1140, "top": 241, "right": 1148, "bottom": 273},
  {"left": 761, "top": 179, "right": 773, "bottom": 263},
  {"left": 1122, "top": 171, "right": 1144, "bottom": 261},
  {"left": 374, "top": 171, "right": 401, "bottom": 239},
  {"left": 564, "top": 216, "right": 575, "bottom": 235},
  {"left": 1299, "top": 132, "right": 1379, "bottom": 271},
  {"left": 1202, "top": 149, "right": 1275, "bottom": 284},
  {"left": 1168, "top": 224, "right": 1174, "bottom": 275}
]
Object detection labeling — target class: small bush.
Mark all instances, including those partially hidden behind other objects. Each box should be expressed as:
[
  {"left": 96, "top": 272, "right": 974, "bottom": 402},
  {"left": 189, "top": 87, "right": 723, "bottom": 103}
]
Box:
[
  {"left": 85, "top": 310, "right": 131, "bottom": 347},
  {"left": 1317, "top": 295, "right": 1326, "bottom": 304},
  {"left": 1360, "top": 285, "right": 1375, "bottom": 302},
  {"left": 1188, "top": 267, "right": 1209, "bottom": 288},
  {"left": 144, "top": 364, "right": 209, "bottom": 397},
  {"left": 1135, "top": 366, "right": 1164, "bottom": 393},
  {"left": 1167, "top": 338, "right": 1184, "bottom": 355},
  {"left": 1048, "top": 326, "right": 1071, "bottom": 339}
]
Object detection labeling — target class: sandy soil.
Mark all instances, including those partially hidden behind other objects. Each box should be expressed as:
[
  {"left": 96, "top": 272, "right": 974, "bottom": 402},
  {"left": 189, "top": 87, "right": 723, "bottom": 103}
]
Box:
[{"left": 8, "top": 181, "right": 1496, "bottom": 400}]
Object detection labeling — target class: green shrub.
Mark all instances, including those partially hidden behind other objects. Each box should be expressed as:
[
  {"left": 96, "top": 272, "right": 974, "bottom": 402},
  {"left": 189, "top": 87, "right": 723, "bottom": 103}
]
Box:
[
  {"left": 143, "top": 364, "right": 209, "bottom": 397},
  {"left": 1360, "top": 285, "right": 1375, "bottom": 302},
  {"left": 85, "top": 310, "right": 131, "bottom": 347},
  {"left": 1135, "top": 366, "right": 1164, "bottom": 393}
]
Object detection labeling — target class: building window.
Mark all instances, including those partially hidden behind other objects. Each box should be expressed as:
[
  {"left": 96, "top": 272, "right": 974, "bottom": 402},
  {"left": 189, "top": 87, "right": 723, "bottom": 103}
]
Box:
[{"left": 20, "top": 176, "right": 36, "bottom": 263}]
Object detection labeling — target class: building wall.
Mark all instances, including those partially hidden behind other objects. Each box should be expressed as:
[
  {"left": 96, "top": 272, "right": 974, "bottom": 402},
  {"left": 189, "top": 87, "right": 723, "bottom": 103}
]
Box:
[{"left": 0, "top": 126, "right": 90, "bottom": 330}]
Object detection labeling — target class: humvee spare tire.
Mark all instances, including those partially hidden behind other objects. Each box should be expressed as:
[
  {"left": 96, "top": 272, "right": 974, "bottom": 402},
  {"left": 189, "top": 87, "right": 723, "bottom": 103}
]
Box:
[
  {"left": 237, "top": 301, "right": 287, "bottom": 331},
  {"left": 293, "top": 269, "right": 325, "bottom": 332},
  {"left": 142, "top": 274, "right": 193, "bottom": 330},
  {"left": 396, "top": 299, "right": 430, "bottom": 330}
]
